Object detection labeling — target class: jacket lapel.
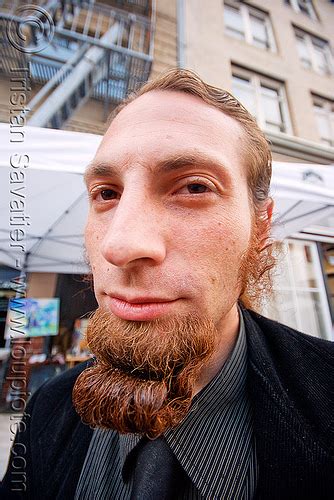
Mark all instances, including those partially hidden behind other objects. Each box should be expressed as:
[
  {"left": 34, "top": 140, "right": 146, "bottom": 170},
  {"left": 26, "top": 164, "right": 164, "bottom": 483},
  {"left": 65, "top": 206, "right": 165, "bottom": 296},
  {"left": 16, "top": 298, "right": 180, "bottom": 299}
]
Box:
[
  {"left": 243, "top": 308, "right": 333, "bottom": 499},
  {"left": 36, "top": 392, "right": 93, "bottom": 499}
]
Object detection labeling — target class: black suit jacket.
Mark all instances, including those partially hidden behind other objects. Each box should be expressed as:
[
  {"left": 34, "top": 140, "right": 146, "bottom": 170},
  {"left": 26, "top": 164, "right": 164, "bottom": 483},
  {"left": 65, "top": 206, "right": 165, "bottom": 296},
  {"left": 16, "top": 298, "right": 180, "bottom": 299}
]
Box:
[{"left": 1, "top": 308, "right": 334, "bottom": 499}]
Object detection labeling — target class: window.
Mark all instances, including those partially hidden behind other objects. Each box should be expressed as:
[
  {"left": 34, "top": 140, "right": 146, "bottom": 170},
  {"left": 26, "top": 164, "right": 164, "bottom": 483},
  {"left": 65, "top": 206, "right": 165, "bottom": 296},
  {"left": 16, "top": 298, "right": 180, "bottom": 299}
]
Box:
[
  {"left": 296, "top": 34, "right": 312, "bottom": 69},
  {"left": 232, "top": 69, "right": 292, "bottom": 133},
  {"left": 285, "top": 0, "right": 318, "bottom": 21},
  {"left": 295, "top": 28, "right": 333, "bottom": 75},
  {"left": 312, "top": 95, "right": 334, "bottom": 147},
  {"left": 224, "top": 4, "right": 245, "bottom": 40},
  {"left": 260, "top": 240, "right": 333, "bottom": 340},
  {"left": 224, "top": 2, "right": 276, "bottom": 51}
]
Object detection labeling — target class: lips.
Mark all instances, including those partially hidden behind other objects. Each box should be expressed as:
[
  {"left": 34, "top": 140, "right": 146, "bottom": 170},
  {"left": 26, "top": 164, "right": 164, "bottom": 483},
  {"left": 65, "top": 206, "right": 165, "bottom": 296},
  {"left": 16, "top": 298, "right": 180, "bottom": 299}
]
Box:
[{"left": 106, "top": 295, "right": 178, "bottom": 321}]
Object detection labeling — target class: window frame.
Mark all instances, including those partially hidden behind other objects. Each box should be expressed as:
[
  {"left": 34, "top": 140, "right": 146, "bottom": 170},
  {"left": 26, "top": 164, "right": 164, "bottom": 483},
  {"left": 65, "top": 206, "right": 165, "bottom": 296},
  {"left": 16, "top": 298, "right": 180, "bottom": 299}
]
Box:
[
  {"left": 231, "top": 67, "right": 292, "bottom": 134},
  {"left": 224, "top": 3, "right": 246, "bottom": 41},
  {"left": 224, "top": 1, "right": 276, "bottom": 52},
  {"left": 294, "top": 27, "right": 333, "bottom": 76},
  {"left": 260, "top": 238, "right": 333, "bottom": 340},
  {"left": 285, "top": 0, "right": 318, "bottom": 21},
  {"left": 312, "top": 95, "right": 334, "bottom": 147}
]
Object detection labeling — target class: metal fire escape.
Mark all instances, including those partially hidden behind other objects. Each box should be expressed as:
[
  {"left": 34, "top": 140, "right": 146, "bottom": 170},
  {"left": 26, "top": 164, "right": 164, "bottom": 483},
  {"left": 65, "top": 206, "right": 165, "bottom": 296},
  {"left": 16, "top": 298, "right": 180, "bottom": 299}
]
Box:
[{"left": 0, "top": 0, "right": 155, "bottom": 129}]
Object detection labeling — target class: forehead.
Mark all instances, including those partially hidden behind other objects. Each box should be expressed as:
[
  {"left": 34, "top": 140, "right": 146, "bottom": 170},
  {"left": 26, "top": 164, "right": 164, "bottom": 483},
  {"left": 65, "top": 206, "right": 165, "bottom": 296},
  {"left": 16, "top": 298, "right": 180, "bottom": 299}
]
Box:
[{"left": 88, "top": 90, "right": 247, "bottom": 179}]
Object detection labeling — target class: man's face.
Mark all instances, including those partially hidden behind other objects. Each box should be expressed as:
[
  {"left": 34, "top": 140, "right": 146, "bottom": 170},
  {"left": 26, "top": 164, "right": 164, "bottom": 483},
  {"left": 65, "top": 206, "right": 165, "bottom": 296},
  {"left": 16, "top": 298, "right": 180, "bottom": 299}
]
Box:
[
  {"left": 76, "top": 90, "right": 263, "bottom": 436},
  {"left": 85, "top": 90, "right": 253, "bottom": 332}
]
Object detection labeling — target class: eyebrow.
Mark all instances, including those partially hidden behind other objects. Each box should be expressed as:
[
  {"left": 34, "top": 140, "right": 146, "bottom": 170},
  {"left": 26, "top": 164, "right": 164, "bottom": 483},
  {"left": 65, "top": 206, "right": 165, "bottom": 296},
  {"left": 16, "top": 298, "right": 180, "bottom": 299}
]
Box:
[{"left": 84, "top": 152, "right": 231, "bottom": 184}]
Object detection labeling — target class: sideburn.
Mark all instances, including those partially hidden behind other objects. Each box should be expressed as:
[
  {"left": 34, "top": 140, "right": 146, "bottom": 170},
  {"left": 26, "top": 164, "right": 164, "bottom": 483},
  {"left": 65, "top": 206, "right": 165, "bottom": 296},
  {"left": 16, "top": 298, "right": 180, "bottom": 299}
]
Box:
[
  {"left": 72, "top": 309, "right": 216, "bottom": 438},
  {"left": 238, "top": 211, "right": 276, "bottom": 311}
]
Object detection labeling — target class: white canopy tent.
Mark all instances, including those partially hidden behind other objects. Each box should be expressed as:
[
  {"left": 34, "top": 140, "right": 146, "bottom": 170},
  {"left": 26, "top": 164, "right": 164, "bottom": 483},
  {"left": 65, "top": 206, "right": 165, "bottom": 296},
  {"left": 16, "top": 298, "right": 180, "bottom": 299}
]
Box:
[
  {"left": 270, "top": 161, "right": 334, "bottom": 239},
  {"left": 0, "top": 123, "right": 333, "bottom": 274}
]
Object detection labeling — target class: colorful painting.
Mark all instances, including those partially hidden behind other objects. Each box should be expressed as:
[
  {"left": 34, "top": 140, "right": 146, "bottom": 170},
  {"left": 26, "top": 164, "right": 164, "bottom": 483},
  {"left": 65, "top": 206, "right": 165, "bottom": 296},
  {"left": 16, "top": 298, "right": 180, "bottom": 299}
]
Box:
[
  {"left": 71, "top": 318, "right": 89, "bottom": 354},
  {"left": 5, "top": 298, "right": 60, "bottom": 339}
]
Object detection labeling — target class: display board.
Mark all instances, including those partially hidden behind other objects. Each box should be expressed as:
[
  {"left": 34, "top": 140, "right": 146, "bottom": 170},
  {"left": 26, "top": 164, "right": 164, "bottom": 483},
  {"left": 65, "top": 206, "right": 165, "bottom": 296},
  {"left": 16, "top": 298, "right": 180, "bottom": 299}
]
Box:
[{"left": 5, "top": 298, "right": 60, "bottom": 339}]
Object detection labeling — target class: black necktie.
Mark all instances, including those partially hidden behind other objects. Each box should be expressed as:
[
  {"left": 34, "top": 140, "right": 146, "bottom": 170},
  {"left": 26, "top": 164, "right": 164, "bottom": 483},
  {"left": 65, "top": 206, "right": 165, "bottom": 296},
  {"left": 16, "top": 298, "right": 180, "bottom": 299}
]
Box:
[{"left": 129, "top": 436, "right": 188, "bottom": 500}]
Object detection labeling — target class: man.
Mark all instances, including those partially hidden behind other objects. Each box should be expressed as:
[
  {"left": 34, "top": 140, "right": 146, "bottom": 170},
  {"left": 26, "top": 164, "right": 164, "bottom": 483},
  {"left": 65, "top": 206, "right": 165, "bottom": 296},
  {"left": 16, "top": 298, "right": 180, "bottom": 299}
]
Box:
[{"left": 1, "top": 69, "right": 334, "bottom": 499}]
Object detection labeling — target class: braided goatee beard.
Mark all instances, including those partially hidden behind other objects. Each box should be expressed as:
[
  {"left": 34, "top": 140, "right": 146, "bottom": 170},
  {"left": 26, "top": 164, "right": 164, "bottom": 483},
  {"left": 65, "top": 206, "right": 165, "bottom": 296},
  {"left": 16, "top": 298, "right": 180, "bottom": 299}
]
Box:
[{"left": 72, "top": 308, "right": 216, "bottom": 438}]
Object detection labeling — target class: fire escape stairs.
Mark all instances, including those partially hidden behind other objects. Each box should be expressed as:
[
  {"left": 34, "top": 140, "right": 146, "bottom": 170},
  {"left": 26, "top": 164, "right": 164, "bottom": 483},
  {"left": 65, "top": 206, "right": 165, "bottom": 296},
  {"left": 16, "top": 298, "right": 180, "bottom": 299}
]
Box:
[{"left": 0, "top": 0, "right": 155, "bottom": 129}]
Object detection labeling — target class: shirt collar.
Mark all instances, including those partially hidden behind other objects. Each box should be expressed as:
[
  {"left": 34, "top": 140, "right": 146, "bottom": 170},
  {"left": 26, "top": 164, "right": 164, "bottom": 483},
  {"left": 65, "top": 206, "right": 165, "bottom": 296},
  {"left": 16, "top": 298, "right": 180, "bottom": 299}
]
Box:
[{"left": 120, "top": 307, "right": 248, "bottom": 487}]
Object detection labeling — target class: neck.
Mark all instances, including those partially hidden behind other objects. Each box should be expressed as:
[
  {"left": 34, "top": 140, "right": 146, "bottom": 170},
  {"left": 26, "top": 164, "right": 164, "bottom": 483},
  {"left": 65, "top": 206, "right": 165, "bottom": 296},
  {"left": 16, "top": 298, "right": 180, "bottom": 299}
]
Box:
[{"left": 193, "top": 303, "right": 240, "bottom": 395}]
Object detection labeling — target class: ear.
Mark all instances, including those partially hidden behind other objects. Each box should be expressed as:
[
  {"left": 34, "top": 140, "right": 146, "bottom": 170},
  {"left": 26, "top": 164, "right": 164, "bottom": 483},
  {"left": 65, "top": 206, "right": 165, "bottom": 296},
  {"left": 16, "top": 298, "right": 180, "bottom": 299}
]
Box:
[
  {"left": 265, "top": 197, "right": 274, "bottom": 224},
  {"left": 258, "top": 197, "right": 274, "bottom": 247}
]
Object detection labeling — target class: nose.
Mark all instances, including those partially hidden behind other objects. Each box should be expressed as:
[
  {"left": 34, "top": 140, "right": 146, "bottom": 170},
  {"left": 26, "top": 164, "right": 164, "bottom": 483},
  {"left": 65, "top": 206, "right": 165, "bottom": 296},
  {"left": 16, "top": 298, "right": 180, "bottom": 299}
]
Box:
[{"left": 100, "top": 191, "right": 167, "bottom": 268}]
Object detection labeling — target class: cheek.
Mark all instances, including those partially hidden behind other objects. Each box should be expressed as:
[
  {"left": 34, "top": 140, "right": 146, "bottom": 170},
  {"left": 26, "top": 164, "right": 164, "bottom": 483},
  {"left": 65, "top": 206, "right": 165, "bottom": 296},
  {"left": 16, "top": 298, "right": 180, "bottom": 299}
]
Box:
[
  {"left": 183, "top": 215, "right": 252, "bottom": 287},
  {"left": 84, "top": 222, "right": 106, "bottom": 301},
  {"left": 85, "top": 216, "right": 103, "bottom": 251},
  {"left": 84, "top": 219, "right": 104, "bottom": 276},
  {"left": 195, "top": 213, "right": 251, "bottom": 256}
]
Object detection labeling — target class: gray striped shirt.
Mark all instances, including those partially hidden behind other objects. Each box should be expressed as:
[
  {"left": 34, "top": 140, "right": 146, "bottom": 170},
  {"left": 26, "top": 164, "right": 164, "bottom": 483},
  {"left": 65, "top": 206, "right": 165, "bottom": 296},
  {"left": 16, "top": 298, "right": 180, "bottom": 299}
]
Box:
[{"left": 75, "top": 309, "right": 257, "bottom": 499}]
